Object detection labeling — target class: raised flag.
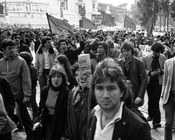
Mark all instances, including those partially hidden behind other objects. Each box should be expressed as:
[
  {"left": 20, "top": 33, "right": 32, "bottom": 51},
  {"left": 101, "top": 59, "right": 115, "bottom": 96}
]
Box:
[
  {"left": 46, "top": 13, "right": 73, "bottom": 35},
  {"left": 144, "top": 15, "right": 154, "bottom": 37},
  {"left": 112, "top": 17, "right": 116, "bottom": 26},
  {"left": 80, "top": 17, "right": 97, "bottom": 30},
  {"left": 124, "top": 15, "right": 136, "bottom": 30},
  {"left": 102, "top": 12, "right": 114, "bottom": 26}
]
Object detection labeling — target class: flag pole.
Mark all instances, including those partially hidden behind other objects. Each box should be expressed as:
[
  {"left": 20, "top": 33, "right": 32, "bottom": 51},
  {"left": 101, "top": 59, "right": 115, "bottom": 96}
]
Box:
[{"left": 46, "top": 13, "right": 53, "bottom": 39}]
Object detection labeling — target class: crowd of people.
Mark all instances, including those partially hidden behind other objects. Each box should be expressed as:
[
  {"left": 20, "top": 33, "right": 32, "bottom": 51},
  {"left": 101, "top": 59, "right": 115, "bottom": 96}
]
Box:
[{"left": 0, "top": 27, "right": 175, "bottom": 140}]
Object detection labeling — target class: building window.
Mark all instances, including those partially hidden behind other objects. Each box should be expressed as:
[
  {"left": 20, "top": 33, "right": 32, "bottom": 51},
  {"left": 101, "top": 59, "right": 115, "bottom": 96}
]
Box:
[
  {"left": 93, "top": 3, "right": 95, "bottom": 9},
  {"left": 78, "top": 5, "right": 82, "bottom": 14}
]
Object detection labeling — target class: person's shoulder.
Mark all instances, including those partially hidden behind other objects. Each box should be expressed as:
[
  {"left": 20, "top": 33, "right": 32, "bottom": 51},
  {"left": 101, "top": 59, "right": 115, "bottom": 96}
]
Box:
[
  {"left": 133, "top": 56, "right": 142, "bottom": 62},
  {"left": 18, "top": 55, "right": 27, "bottom": 63},
  {"left": 41, "top": 86, "right": 49, "bottom": 93},
  {"left": 117, "top": 57, "right": 125, "bottom": 63},
  {"left": 124, "top": 107, "right": 148, "bottom": 125},
  {"left": 165, "top": 56, "right": 175, "bottom": 63},
  {"left": 142, "top": 53, "right": 152, "bottom": 58},
  {"left": 160, "top": 53, "right": 167, "bottom": 59}
]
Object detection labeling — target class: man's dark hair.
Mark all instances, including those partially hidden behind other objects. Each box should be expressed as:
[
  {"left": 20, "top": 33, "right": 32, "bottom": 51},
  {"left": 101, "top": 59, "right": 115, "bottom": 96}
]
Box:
[
  {"left": 121, "top": 40, "right": 135, "bottom": 55},
  {"left": 151, "top": 42, "right": 165, "bottom": 53},
  {"left": 1, "top": 39, "right": 15, "bottom": 50},
  {"left": 41, "top": 36, "right": 51, "bottom": 46},
  {"left": 91, "top": 58, "right": 131, "bottom": 102}
]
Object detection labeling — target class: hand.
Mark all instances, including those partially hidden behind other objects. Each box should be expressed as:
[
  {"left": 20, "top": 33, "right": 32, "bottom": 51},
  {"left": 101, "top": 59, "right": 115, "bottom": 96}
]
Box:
[
  {"left": 33, "top": 122, "right": 42, "bottom": 131},
  {"left": 150, "top": 71, "right": 158, "bottom": 76},
  {"left": 134, "top": 97, "right": 142, "bottom": 105},
  {"left": 155, "top": 69, "right": 161, "bottom": 75},
  {"left": 22, "top": 97, "right": 30, "bottom": 103}
]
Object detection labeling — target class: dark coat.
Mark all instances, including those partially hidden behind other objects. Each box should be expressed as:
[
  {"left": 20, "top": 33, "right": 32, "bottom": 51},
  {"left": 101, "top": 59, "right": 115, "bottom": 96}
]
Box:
[
  {"left": 38, "top": 86, "right": 69, "bottom": 140},
  {"left": 64, "top": 41, "right": 85, "bottom": 65},
  {"left": 18, "top": 43, "right": 31, "bottom": 54},
  {"left": 118, "top": 56, "right": 147, "bottom": 101},
  {"left": 87, "top": 106, "right": 151, "bottom": 140},
  {"left": 0, "top": 76, "right": 15, "bottom": 116}
]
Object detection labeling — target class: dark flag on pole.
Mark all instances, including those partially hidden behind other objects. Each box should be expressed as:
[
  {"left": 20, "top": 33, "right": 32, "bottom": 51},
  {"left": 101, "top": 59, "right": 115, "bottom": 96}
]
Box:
[
  {"left": 124, "top": 15, "right": 136, "bottom": 30},
  {"left": 144, "top": 15, "right": 154, "bottom": 37},
  {"left": 46, "top": 13, "right": 73, "bottom": 35},
  {"left": 80, "top": 6, "right": 86, "bottom": 17},
  {"left": 102, "top": 12, "right": 114, "bottom": 26},
  {"left": 79, "top": 17, "right": 97, "bottom": 30}
]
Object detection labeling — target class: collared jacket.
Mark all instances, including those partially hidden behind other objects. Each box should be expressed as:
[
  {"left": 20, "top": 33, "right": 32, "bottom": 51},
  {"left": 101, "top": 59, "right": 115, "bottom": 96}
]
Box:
[
  {"left": 35, "top": 46, "right": 58, "bottom": 76},
  {"left": 87, "top": 106, "right": 151, "bottom": 140},
  {"left": 161, "top": 57, "right": 175, "bottom": 104},
  {"left": 142, "top": 53, "right": 167, "bottom": 85},
  {"left": 118, "top": 56, "right": 147, "bottom": 100},
  {"left": 0, "top": 55, "right": 31, "bottom": 100}
]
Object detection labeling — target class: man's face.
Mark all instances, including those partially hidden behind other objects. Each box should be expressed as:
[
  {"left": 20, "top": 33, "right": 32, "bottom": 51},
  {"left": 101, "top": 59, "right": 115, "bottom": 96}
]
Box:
[
  {"left": 59, "top": 41, "right": 68, "bottom": 54},
  {"left": 94, "top": 77, "right": 123, "bottom": 111},
  {"left": 153, "top": 51, "right": 160, "bottom": 57},
  {"left": 13, "top": 35, "right": 20, "bottom": 44},
  {"left": 3, "top": 45, "right": 16, "bottom": 58},
  {"left": 44, "top": 40, "right": 52, "bottom": 50},
  {"left": 122, "top": 48, "right": 132, "bottom": 59},
  {"left": 98, "top": 45, "right": 105, "bottom": 55}
]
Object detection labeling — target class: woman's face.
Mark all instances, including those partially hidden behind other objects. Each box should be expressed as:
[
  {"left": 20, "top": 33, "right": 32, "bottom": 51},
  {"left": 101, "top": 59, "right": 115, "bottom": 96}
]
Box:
[{"left": 51, "top": 73, "right": 62, "bottom": 87}]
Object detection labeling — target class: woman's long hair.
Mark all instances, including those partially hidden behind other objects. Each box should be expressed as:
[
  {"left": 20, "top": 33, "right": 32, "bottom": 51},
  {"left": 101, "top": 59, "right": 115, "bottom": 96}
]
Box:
[
  {"left": 55, "top": 54, "right": 74, "bottom": 79},
  {"left": 48, "top": 65, "right": 68, "bottom": 89}
]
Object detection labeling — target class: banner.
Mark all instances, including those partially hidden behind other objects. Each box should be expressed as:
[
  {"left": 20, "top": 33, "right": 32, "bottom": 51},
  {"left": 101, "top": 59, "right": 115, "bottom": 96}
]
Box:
[
  {"left": 139, "top": 45, "right": 151, "bottom": 56},
  {"left": 80, "top": 17, "right": 97, "bottom": 30},
  {"left": 91, "top": 14, "right": 103, "bottom": 25},
  {"left": 78, "top": 54, "right": 92, "bottom": 88},
  {"left": 46, "top": 13, "right": 73, "bottom": 35},
  {"left": 124, "top": 15, "right": 136, "bottom": 30}
]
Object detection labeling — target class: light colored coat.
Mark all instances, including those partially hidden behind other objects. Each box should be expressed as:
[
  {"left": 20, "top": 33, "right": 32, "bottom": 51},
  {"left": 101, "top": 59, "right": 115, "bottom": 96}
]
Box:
[
  {"left": 161, "top": 57, "right": 175, "bottom": 104},
  {"left": 142, "top": 53, "right": 167, "bottom": 85},
  {"left": 35, "top": 47, "right": 58, "bottom": 76}
]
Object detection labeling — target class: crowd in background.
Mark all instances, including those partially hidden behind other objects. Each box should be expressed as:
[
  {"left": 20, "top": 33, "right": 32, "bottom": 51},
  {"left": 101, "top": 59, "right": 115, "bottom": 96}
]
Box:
[{"left": 0, "top": 26, "right": 175, "bottom": 140}]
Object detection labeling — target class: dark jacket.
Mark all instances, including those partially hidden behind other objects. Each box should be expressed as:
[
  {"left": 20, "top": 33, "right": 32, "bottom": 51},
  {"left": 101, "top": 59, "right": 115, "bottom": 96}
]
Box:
[
  {"left": 87, "top": 106, "right": 151, "bottom": 140},
  {"left": 64, "top": 41, "right": 85, "bottom": 65},
  {"left": 0, "top": 76, "right": 15, "bottom": 116},
  {"left": 37, "top": 86, "right": 69, "bottom": 140},
  {"left": 18, "top": 43, "right": 31, "bottom": 54},
  {"left": 118, "top": 56, "right": 147, "bottom": 101}
]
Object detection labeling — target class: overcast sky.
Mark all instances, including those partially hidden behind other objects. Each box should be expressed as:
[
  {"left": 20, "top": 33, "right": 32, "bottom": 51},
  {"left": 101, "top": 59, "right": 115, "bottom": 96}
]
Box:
[{"left": 98, "top": 0, "right": 135, "bottom": 9}]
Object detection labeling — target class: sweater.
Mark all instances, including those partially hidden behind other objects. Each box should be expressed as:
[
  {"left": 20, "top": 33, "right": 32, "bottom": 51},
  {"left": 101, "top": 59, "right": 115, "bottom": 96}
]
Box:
[{"left": 0, "top": 55, "right": 31, "bottom": 100}]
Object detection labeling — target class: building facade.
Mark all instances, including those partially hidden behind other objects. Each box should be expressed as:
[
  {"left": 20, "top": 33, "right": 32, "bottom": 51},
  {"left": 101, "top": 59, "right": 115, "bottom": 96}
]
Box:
[
  {"left": 0, "top": 0, "right": 99, "bottom": 28},
  {"left": 1, "top": 0, "right": 49, "bottom": 28}
]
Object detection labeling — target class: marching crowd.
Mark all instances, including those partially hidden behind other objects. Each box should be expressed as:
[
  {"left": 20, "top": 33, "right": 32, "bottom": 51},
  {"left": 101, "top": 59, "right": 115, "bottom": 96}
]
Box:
[{"left": 0, "top": 27, "right": 175, "bottom": 140}]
